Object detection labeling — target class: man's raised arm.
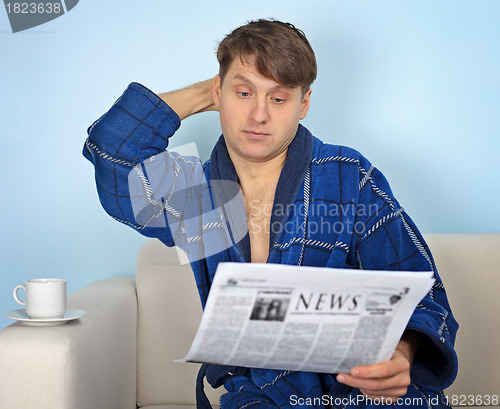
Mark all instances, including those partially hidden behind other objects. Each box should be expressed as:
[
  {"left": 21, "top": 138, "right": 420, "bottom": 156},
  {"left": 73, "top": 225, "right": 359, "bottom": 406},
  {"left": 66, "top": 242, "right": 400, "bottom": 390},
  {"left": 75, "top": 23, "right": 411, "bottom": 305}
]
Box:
[{"left": 83, "top": 79, "right": 217, "bottom": 246}]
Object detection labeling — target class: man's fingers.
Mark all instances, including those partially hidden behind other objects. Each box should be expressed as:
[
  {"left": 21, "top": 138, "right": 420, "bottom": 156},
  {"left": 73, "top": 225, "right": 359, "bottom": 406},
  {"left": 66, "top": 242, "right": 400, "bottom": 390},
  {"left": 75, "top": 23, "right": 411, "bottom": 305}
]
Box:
[
  {"left": 337, "top": 371, "right": 411, "bottom": 392},
  {"left": 335, "top": 343, "right": 413, "bottom": 401},
  {"left": 337, "top": 372, "right": 410, "bottom": 402},
  {"left": 351, "top": 363, "right": 398, "bottom": 379},
  {"left": 349, "top": 352, "right": 410, "bottom": 379},
  {"left": 348, "top": 362, "right": 398, "bottom": 379}
]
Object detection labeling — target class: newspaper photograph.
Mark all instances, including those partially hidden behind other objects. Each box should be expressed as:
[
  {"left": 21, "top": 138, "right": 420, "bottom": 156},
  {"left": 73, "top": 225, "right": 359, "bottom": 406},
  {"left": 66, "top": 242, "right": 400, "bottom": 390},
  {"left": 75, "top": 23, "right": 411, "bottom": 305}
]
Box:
[{"left": 180, "top": 263, "right": 434, "bottom": 374}]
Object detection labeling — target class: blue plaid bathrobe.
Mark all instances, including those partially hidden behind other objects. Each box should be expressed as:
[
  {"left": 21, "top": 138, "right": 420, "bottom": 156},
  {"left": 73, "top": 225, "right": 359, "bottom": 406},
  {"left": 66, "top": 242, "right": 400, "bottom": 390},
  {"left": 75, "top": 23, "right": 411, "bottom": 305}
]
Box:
[{"left": 83, "top": 83, "right": 458, "bottom": 408}]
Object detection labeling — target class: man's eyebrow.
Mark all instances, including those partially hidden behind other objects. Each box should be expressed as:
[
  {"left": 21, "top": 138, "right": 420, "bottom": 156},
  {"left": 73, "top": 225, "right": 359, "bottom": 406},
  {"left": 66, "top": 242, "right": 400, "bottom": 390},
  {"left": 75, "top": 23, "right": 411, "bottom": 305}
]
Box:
[
  {"left": 232, "top": 73, "right": 292, "bottom": 92},
  {"left": 232, "top": 74, "right": 262, "bottom": 88},
  {"left": 233, "top": 74, "right": 252, "bottom": 84}
]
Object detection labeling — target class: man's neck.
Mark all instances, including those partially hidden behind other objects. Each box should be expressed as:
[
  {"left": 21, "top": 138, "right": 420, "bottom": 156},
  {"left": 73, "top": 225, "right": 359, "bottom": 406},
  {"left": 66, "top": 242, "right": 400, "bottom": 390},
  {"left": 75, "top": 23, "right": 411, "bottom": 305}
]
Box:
[{"left": 228, "top": 149, "right": 288, "bottom": 196}]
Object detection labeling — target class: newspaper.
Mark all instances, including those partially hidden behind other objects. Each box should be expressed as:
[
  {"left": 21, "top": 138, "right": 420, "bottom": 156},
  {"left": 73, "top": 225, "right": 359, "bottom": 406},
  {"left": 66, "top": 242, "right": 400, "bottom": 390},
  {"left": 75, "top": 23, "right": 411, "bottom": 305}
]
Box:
[{"left": 180, "top": 263, "right": 434, "bottom": 374}]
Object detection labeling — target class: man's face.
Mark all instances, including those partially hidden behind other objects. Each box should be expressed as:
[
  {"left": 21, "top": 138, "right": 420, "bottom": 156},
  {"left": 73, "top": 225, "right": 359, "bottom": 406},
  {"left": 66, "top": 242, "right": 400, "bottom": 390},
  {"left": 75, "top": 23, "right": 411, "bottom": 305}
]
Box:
[{"left": 213, "top": 55, "right": 311, "bottom": 164}]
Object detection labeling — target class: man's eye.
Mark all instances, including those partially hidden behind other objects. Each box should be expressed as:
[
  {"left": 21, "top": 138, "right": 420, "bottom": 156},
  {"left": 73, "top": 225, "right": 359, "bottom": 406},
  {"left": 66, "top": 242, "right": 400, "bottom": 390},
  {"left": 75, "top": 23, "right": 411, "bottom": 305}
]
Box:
[
  {"left": 273, "top": 98, "right": 285, "bottom": 104},
  {"left": 238, "top": 91, "right": 250, "bottom": 97}
]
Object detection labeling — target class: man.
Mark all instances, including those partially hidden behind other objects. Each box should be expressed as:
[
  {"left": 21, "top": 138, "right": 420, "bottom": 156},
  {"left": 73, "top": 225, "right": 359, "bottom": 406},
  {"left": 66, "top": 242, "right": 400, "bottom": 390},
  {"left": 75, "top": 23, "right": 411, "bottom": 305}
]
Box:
[{"left": 84, "top": 19, "right": 457, "bottom": 408}]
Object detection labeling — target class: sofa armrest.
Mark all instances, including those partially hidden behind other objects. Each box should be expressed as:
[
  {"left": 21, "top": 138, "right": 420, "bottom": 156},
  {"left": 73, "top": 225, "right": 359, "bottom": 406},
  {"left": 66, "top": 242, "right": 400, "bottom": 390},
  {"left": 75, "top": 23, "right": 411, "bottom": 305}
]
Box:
[{"left": 0, "top": 278, "right": 137, "bottom": 409}]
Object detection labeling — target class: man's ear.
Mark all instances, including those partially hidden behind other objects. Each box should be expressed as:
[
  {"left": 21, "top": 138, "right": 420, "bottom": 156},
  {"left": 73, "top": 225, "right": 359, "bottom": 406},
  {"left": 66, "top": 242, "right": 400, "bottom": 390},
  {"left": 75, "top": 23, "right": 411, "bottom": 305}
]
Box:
[
  {"left": 212, "top": 74, "right": 221, "bottom": 108},
  {"left": 300, "top": 89, "right": 312, "bottom": 120}
]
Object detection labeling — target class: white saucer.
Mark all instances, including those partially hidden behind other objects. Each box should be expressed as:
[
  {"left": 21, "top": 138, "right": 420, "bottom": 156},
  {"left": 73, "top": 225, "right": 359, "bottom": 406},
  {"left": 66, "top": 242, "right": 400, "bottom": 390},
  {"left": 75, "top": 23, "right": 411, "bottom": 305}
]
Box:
[{"left": 5, "top": 308, "right": 87, "bottom": 326}]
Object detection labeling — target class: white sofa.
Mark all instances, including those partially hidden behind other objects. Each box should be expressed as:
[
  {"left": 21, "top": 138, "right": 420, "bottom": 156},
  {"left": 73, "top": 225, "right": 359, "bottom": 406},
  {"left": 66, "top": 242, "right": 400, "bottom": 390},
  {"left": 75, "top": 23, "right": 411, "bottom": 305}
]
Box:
[{"left": 0, "top": 234, "right": 499, "bottom": 409}]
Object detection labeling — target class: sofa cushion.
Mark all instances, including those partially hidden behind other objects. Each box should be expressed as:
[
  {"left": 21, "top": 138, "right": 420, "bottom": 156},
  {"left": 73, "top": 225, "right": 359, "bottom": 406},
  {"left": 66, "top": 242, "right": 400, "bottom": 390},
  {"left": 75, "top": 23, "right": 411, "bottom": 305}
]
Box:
[{"left": 136, "top": 240, "right": 223, "bottom": 407}]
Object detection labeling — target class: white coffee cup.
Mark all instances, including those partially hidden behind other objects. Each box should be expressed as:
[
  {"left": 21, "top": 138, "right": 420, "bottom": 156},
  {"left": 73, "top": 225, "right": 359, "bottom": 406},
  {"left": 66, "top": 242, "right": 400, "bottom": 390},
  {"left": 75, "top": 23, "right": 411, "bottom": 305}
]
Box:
[{"left": 13, "top": 279, "right": 67, "bottom": 319}]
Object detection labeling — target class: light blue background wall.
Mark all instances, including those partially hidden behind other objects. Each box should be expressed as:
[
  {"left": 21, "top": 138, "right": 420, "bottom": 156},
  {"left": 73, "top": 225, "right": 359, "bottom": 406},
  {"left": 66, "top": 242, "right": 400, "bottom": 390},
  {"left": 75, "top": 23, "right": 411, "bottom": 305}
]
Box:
[{"left": 1, "top": 0, "right": 499, "bottom": 330}]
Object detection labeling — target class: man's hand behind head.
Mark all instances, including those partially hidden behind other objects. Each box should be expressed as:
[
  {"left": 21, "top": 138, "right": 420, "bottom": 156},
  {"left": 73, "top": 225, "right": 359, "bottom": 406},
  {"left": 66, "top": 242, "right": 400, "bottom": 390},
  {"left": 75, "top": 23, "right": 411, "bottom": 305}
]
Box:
[{"left": 158, "top": 76, "right": 218, "bottom": 121}]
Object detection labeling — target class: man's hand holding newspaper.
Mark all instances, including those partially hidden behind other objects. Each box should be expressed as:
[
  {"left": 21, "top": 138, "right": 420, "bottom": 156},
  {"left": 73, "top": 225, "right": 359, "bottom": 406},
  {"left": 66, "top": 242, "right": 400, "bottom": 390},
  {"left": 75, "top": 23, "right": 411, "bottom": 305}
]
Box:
[{"left": 337, "top": 329, "right": 421, "bottom": 402}]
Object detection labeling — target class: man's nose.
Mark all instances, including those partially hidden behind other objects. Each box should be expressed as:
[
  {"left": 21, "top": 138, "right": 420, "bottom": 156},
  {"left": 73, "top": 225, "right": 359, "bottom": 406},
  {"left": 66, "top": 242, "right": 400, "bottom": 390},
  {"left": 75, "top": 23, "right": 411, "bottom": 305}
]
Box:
[{"left": 249, "top": 98, "right": 270, "bottom": 123}]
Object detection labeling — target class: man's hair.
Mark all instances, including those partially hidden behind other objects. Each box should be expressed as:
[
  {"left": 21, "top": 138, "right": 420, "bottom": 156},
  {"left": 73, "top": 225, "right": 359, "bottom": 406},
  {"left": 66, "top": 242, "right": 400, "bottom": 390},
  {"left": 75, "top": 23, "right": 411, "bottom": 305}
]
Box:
[{"left": 217, "top": 19, "right": 317, "bottom": 93}]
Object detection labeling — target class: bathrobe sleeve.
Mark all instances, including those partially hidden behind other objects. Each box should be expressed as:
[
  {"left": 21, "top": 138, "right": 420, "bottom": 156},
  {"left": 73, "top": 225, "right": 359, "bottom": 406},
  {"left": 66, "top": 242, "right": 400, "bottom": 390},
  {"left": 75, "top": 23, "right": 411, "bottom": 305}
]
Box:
[
  {"left": 354, "top": 153, "right": 459, "bottom": 391},
  {"left": 82, "top": 82, "right": 207, "bottom": 247}
]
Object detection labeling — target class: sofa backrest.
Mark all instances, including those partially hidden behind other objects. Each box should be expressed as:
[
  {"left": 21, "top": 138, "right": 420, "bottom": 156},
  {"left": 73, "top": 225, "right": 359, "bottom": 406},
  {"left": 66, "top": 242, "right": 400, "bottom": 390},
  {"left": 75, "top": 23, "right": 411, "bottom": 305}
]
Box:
[
  {"left": 424, "top": 234, "right": 500, "bottom": 404},
  {"left": 136, "top": 234, "right": 500, "bottom": 407}
]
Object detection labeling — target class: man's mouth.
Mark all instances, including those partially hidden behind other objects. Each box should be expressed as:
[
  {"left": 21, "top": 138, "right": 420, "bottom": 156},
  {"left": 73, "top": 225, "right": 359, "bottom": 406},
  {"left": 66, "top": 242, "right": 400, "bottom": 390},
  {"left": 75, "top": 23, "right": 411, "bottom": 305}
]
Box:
[{"left": 243, "top": 130, "right": 270, "bottom": 139}]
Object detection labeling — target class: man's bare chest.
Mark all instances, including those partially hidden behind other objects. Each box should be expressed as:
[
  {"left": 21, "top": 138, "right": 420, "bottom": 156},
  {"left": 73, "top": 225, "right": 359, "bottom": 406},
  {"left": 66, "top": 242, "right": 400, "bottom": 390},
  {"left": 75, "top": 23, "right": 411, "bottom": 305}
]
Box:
[{"left": 244, "top": 195, "right": 274, "bottom": 263}]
